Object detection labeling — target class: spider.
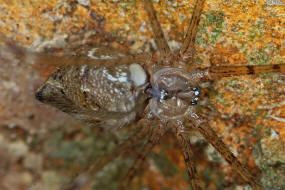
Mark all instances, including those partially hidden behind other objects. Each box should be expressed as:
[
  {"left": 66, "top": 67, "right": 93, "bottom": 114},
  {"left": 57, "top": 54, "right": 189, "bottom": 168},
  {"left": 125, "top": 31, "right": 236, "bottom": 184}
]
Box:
[{"left": 23, "top": 0, "right": 284, "bottom": 189}]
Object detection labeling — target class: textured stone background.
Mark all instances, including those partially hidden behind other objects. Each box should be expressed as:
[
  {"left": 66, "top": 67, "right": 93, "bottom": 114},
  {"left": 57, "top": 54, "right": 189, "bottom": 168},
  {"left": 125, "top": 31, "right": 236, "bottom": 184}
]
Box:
[{"left": 0, "top": 0, "right": 284, "bottom": 189}]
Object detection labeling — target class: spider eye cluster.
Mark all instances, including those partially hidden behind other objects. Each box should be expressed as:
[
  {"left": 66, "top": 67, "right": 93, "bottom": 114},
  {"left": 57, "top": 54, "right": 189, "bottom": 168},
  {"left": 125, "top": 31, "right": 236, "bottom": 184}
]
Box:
[
  {"left": 190, "top": 87, "right": 200, "bottom": 105},
  {"left": 147, "top": 68, "right": 201, "bottom": 121}
]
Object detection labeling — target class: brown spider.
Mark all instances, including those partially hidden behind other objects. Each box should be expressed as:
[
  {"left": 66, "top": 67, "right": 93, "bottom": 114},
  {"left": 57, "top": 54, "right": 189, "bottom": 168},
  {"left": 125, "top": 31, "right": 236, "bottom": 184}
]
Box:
[{"left": 16, "top": 0, "right": 283, "bottom": 189}]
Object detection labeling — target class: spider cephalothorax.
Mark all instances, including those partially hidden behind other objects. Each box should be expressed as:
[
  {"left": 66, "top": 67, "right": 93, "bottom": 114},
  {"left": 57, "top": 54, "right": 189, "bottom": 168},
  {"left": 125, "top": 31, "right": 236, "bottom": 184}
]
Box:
[{"left": 146, "top": 67, "right": 201, "bottom": 121}]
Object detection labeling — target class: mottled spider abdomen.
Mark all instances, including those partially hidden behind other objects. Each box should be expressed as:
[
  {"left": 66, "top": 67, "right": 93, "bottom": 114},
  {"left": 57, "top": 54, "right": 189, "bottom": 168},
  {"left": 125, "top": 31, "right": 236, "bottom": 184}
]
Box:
[
  {"left": 147, "top": 68, "right": 200, "bottom": 121},
  {"left": 36, "top": 62, "right": 148, "bottom": 128}
]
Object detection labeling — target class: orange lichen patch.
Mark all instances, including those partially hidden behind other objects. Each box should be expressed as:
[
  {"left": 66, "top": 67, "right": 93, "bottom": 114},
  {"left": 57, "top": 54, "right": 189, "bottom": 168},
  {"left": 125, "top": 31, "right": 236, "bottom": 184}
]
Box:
[
  {"left": 2, "top": 0, "right": 284, "bottom": 66},
  {"left": 210, "top": 67, "right": 284, "bottom": 176},
  {"left": 89, "top": 1, "right": 146, "bottom": 41},
  {"left": 210, "top": 43, "right": 248, "bottom": 65},
  {"left": 0, "top": 1, "right": 58, "bottom": 44},
  {"left": 152, "top": 0, "right": 194, "bottom": 40},
  {"left": 0, "top": 1, "right": 100, "bottom": 47},
  {"left": 210, "top": 116, "right": 261, "bottom": 171},
  {"left": 1, "top": 0, "right": 285, "bottom": 58},
  {"left": 280, "top": 129, "right": 285, "bottom": 141},
  {"left": 142, "top": 169, "right": 189, "bottom": 190},
  {"left": 269, "top": 105, "right": 285, "bottom": 141},
  {"left": 144, "top": 133, "right": 199, "bottom": 189},
  {"left": 153, "top": 133, "right": 186, "bottom": 169},
  {"left": 210, "top": 118, "right": 227, "bottom": 135},
  {"left": 166, "top": 148, "right": 185, "bottom": 169},
  {"left": 261, "top": 136, "right": 285, "bottom": 164},
  {"left": 84, "top": 0, "right": 204, "bottom": 52},
  {"left": 198, "top": 0, "right": 285, "bottom": 67}
]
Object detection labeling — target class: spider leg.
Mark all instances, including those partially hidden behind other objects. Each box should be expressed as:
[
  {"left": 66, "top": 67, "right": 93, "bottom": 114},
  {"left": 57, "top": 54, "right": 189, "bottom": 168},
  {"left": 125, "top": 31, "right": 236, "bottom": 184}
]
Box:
[
  {"left": 144, "top": 0, "right": 171, "bottom": 64},
  {"left": 118, "top": 125, "right": 164, "bottom": 190},
  {"left": 203, "top": 64, "right": 285, "bottom": 79},
  {"left": 36, "top": 52, "right": 151, "bottom": 68},
  {"left": 175, "top": 127, "right": 202, "bottom": 190},
  {"left": 175, "top": 0, "right": 206, "bottom": 65},
  {"left": 90, "top": 122, "right": 150, "bottom": 173},
  {"left": 64, "top": 121, "right": 150, "bottom": 190},
  {"left": 188, "top": 110, "right": 264, "bottom": 190}
]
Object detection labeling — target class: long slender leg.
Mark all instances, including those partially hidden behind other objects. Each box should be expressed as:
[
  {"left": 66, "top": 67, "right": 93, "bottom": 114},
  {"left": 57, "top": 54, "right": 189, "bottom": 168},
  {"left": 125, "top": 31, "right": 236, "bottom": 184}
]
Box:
[
  {"left": 188, "top": 111, "right": 264, "bottom": 190},
  {"left": 144, "top": 0, "right": 171, "bottom": 64},
  {"left": 189, "top": 64, "right": 285, "bottom": 82},
  {"left": 118, "top": 125, "right": 164, "bottom": 190},
  {"left": 175, "top": 128, "right": 202, "bottom": 190},
  {"left": 90, "top": 123, "right": 150, "bottom": 173},
  {"left": 65, "top": 121, "right": 150, "bottom": 190},
  {"left": 34, "top": 51, "right": 151, "bottom": 68},
  {"left": 206, "top": 64, "right": 285, "bottom": 79},
  {"left": 175, "top": 0, "right": 206, "bottom": 65}
]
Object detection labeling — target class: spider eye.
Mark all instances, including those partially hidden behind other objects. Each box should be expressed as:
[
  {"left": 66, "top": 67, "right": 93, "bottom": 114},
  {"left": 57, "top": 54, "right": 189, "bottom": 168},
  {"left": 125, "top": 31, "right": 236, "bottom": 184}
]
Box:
[
  {"left": 193, "top": 88, "right": 200, "bottom": 96},
  {"left": 190, "top": 97, "right": 199, "bottom": 105},
  {"left": 190, "top": 87, "right": 200, "bottom": 105},
  {"left": 160, "top": 89, "right": 169, "bottom": 100}
]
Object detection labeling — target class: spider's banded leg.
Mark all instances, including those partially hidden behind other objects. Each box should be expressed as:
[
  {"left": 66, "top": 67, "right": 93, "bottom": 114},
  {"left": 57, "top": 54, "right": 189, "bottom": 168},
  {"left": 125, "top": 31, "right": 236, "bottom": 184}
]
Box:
[
  {"left": 1, "top": 33, "right": 137, "bottom": 68},
  {"left": 118, "top": 125, "right": 164, "bottom": 190},
  {"left": 183, "top": 68, "right": 213, "bottom": 84},
  {"left": 35, "top": 52, "right": 152, "bottom": 70},
  {"left": 175, "top": 0, "right": 206, "bottom": 65},
  {"left": 205, "top": 64, "right": 285, "bottom": 79},
  {"left": 144, "top": 0, "right": 171, "bottom": 64},
  {"left": 65, "top": 122, "right": 150, "bottom": 190},
  {"left": 188, "top": 112, "right": 264, "bottom": 190},
  {"left": 175, "top": 129, "right": 202, "bottom": 190},
  {"left": 89, "top": 122, "right": 150, "bottom": 174}
]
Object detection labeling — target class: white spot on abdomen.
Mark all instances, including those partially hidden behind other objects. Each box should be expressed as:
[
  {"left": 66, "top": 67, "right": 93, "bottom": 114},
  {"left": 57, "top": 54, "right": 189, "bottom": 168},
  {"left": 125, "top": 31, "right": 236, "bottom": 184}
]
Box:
[{"left": 129, "top": 63, "right": 147, "bottom": 86}]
